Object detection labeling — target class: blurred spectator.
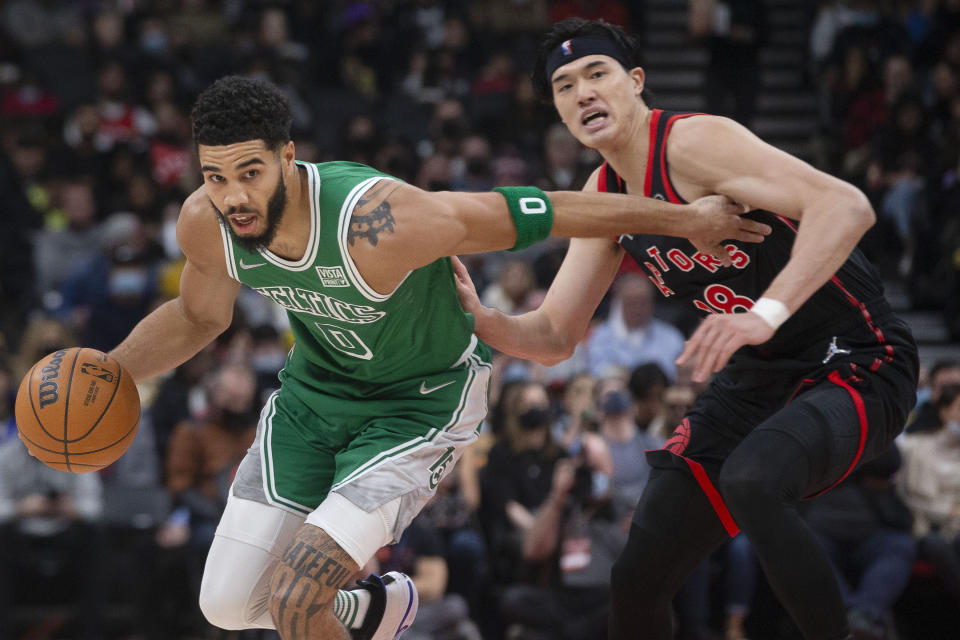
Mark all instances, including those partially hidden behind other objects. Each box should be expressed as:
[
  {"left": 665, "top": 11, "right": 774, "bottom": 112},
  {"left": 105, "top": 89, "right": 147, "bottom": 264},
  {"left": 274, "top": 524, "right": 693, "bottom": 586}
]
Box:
[
  {"left": 148, "top": 344, "right": 218, "bottom": 482},
  {"left": 551, "top": 0, "right": 630, "bottom": 28},
  {"left": 552, "top": 372, "right": 599, "bottom": 450},
  {"left": 89, "top": 61, "right": 157, "bottom": 153},
  {"left": 691, "top": 0, "right": 766, "bottom": 130},
  {"left": 453, "top": 134, "right": 495, "bottom": 191},
  {"left": 249, "top": 323, "right": 288, "bottom": 404},
  {"left": 480, "top": 381, "right": 564, "bottom": 585},
  {"left": 804, "top": 444, "right": 916, "bottom": 640},
  {"left": 32, "top": 179, "right": 103, "bottom": 298},
  {"left": 56, "top": 212, "right": 163, "bottom": 351},
  {"left": 0, "top": 438, "right": 104, "bottom": 639},
  {"left": 417, "top": 450, "right": 488, "bottom": 620},
  {"left": 905, "top": 359, "right": 960, "bottom": 433},
  {"left": 481, "top": 259, "right": 536, "bottom": 315},
  {"left": 899, "top": 382, "right": 960, "bottom": 604},
  {"left": 723, "top": 533, "right": 759, "bottom": 640},
  {"left": 12, "top": 315, "right": 75, "bottom": 381},
  {"left": 0, "top": 131, "right": 40, "bottom": 343},
  {"left": 155, "top": 362, "right": 259, "bottom": 634},
  {"left": 0, "top": 356, "right": 15, "bottom": 444},
  {"left": 500, "top": 432, "right": 624, "bottom": 640},
  {"left": 587, "top": 273, "right": 685, "bottom": 380},
  {"left": 627, "top": 362, "right": 671, "bottom": 439},
  {"left": 596, "top": 378, "right": 663, "bottom": 516},
  {"left": 536, "top": 123, "right": 593, "bottom": 192}
]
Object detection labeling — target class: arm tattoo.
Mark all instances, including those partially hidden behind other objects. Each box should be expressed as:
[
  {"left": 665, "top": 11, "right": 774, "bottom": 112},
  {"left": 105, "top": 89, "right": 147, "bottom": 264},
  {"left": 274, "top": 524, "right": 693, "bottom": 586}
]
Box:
[
  {"left": 348, "top": 181, "right": 401, "bottom": 247},
  {"left": 270, "top": 525, "right": 356, "bottom": 638}
]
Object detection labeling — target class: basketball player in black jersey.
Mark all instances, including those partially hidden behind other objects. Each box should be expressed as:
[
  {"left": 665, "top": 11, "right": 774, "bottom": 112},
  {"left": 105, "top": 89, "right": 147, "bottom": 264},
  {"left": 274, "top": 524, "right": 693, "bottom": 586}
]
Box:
[{"left": 454, "top": 18, "right": 919, "bottom": 640}]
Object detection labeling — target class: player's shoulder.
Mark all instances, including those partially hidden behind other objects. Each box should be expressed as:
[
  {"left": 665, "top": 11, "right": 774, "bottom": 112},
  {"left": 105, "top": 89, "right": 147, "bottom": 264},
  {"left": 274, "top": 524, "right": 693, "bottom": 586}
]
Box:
[
  {"left": 314, "top": 160, "right": 396, "bottom": 183},
  {"left": 667, "top": 113, "right": 749, "bottom": 153},
  {"left": 176, "top": 187, "right": 226, "bottom": 264}
]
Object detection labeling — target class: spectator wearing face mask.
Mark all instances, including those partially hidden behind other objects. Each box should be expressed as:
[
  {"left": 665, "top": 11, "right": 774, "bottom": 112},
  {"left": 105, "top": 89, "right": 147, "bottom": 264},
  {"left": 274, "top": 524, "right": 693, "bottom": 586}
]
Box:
[
  {"left": 480, "top": 381, "right": 565, "bottom": 587},
  {"left": 499, "top": 432, "right": 624, "bottom": 640},
  {"left": 56, "top": 212, "right": 163, "bottom": 351},
  {"left": 899, "top": 383, "right": 960, "bottom": 604},
  {"left": 595, "top": 378, "right": 663, "bottom": 517}
]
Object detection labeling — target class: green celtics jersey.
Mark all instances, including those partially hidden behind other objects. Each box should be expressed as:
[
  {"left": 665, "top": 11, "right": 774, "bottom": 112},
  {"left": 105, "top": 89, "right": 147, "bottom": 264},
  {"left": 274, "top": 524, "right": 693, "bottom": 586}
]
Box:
[{"left": 218, "top": 161, "right": 480, "bottom": 390}]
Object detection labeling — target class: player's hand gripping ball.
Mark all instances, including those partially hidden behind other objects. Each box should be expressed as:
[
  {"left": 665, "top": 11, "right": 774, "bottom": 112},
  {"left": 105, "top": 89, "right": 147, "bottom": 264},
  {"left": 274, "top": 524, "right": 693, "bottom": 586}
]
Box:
[{"left": 15, "top": 347, "right": 140, "bottom": 473}]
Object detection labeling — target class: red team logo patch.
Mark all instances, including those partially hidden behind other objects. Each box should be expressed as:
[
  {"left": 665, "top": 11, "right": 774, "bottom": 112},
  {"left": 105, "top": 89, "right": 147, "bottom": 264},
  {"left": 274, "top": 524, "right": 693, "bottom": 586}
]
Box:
[{"left": 664, "top": 418, "right": 692, "bottom": 455}]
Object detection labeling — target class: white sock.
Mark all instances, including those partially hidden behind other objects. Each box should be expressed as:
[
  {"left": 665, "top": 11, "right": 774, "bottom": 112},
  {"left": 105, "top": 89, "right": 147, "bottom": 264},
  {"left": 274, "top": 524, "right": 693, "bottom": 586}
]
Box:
[{"left": 333, "top": 588, "right": 372, "bottom": 629}]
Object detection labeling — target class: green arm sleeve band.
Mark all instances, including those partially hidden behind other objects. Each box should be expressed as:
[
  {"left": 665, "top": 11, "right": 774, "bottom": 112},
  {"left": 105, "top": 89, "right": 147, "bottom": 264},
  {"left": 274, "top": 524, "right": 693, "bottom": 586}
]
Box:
[{"left": 493, "top": 186, "right": 555, "bottom": 252}]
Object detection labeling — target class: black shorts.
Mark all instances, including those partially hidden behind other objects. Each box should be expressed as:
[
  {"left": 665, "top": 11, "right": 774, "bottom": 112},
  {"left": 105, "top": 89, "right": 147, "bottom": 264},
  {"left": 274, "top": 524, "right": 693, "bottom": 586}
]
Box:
[{"left": 645, "top": 315, "right": 918, "bottom": 536}]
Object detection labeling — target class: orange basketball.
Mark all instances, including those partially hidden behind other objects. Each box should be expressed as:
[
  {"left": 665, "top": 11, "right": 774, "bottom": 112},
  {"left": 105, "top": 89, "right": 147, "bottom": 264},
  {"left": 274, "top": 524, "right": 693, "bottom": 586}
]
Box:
[{"left": 15, "top": 347, "right": 140, "bottom": 473}]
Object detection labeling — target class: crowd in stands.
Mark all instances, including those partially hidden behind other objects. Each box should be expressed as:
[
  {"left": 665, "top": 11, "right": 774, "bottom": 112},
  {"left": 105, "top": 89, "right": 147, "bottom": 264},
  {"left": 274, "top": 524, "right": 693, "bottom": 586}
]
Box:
[{"left": 0, "top": 1, "right": 959, "bottom": 639}]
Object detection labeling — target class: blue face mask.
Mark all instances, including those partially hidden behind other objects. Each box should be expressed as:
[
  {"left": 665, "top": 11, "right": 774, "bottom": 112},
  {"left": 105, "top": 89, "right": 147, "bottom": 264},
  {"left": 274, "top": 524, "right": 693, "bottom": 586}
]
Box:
[
  {"left": 108, "top": 267, "right": 148, "bottom": 297},
  {"left": 601, "top": 389, "right": 632, "bottom": 415},
  {"left": 591, "top": 471, "right": 611, "bottom": 500},
  {"left": 947, "top": 420, "right": 960, "bottom": 439}
]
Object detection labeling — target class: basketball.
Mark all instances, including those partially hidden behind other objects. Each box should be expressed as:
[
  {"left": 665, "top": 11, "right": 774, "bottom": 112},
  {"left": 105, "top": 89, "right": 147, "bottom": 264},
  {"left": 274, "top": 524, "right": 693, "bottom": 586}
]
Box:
[{"left": 14, "top": 347, "right": 140, "bottom": 473}]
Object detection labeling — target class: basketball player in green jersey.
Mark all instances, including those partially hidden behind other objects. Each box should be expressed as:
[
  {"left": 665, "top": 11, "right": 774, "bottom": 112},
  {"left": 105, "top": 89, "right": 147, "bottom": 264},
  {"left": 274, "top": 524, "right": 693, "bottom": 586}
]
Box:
[{"left": 107, "top": 76, "right": 768, "bottom": 640}]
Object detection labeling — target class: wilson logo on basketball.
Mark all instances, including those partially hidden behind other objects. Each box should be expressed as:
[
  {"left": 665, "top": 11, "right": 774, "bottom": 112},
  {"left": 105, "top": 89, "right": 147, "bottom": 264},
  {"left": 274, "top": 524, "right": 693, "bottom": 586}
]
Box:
[{"left": 37, "top": 348, "right": 68, "bottom": 408}]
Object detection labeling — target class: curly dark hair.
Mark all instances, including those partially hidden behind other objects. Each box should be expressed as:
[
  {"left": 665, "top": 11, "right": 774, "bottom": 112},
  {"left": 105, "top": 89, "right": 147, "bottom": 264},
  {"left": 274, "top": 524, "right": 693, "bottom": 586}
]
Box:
[
  {"left": 191, "top": 75, "right": 292, "bottom": 149},
  {"left": 532, "top": 18, "right": 643, "bottom": 103}
]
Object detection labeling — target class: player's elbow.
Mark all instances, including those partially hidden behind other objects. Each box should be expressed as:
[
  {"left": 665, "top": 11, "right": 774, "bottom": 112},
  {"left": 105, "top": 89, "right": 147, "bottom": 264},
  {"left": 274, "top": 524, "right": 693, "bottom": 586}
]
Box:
[
  {"left": 177, "top": 297, "right": 232, "bottom": 339},
  {"left": 535, "top": 343, "right": 577, "bottom": 367},
  {"left": 842, "top": 186, "right": 876, "bottom": 232}
]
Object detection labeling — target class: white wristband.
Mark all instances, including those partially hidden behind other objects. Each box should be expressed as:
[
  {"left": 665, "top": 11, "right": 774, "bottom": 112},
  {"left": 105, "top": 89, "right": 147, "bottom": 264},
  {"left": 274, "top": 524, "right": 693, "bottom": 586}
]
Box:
[{"left": 750, "top": 297, "right": 789, "bottom": 330}]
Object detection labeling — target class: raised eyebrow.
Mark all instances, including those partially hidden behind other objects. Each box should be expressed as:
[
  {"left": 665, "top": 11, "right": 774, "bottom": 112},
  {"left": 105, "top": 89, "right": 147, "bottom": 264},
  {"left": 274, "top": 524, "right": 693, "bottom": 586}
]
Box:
[{"left": 200, "top": 157, "right": 265, "bottom": 173}]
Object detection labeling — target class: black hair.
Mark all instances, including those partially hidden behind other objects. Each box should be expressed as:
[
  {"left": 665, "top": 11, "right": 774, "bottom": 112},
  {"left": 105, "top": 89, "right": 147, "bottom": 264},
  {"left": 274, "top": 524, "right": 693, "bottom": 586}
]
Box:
[
  {"left": 191, "top": 75, "right": 292, "bottom": 150},
  {"left": 931, "top": 359, "right": 960, "bottom": 382},
  {"left": 532, "top": 18, "right": 643, "bottom": 103},
  {"left": 936, "top": 383, "right": 960, "bottom": 413},
  {"left": 627, "top": 362, "right": 669, "bottom": 401}
]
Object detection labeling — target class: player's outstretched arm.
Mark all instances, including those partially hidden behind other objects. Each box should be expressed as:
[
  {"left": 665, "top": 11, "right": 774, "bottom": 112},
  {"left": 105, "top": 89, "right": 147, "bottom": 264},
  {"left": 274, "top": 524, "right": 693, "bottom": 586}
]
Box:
[
  {"left": 347, "top": 177, "right": 769, "bottom": 294},
  {"left": 670, "top": 115, "right": 877, "bottom": 381},
  {"left": 110, "top": 190, "right": 240, "bottom": 382},
  {"left": 452, "top": 169, "right": 624, "bottom": 364},
  {"left": 671, "top": 115, "right": 875, "bottom": 316}
]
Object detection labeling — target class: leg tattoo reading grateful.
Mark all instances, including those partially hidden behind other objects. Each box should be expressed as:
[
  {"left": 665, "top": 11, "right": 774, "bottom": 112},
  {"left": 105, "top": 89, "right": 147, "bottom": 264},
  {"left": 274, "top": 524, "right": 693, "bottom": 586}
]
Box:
[{"left": 270, "top": 526, "right": 358, "bottom": 638}]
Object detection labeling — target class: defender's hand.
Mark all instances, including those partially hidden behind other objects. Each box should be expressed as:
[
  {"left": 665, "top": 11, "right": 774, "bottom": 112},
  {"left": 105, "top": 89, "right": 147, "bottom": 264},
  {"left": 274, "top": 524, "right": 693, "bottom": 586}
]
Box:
[
  {"left": 686, "top": 196, "right": 770, "bottom": 267},
  {"left": 676, "top": 312, "right": 774, "bottom": 382},
  {"left": 452, "top": 256, "right": 483, "bottom": 316}
]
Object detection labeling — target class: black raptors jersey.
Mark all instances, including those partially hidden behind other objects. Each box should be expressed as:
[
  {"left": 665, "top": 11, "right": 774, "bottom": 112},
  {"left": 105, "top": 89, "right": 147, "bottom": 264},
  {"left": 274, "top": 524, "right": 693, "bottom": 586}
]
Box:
[{"left": 602, "top": 109, "right": 895, "bottom": 367}]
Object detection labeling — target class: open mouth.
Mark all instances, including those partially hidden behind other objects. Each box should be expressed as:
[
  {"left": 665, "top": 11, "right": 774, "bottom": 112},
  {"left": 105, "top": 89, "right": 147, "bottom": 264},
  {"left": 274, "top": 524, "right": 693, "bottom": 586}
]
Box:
[
  {"left": 230, "top": 213, "right": 258, "bottom": 233},
  {"left": 581, "top": 111, "right": 609, "bottom": 129}
]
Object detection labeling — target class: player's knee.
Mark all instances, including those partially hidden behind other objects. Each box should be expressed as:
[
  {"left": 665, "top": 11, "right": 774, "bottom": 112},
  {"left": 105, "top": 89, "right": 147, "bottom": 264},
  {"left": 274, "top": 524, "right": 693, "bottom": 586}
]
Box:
[
  {"left": 718, "top": 463, "right": 771, "bottom": 511},
  {"left": 610, "top": 549, "right": 666, "bottom": 608},
  {"left": 199, "top": 579, "right": 250, "bottom": 631}
]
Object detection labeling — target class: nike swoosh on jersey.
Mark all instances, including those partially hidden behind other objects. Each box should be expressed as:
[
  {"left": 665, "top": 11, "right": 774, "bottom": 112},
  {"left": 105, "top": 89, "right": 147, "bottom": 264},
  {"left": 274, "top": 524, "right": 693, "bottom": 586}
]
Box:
[
  {"left": 239, "top": 259, "right": 267, "bottom": 269},
  {"left": 419, "top": 380, "right": 456, "bottom": 394}
]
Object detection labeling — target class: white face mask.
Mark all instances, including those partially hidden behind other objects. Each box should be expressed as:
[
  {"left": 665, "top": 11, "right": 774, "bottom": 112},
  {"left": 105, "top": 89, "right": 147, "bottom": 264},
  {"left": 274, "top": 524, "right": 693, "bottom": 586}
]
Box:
[{"left": 947, "top": 420, "right": 960, "bottom": 439}]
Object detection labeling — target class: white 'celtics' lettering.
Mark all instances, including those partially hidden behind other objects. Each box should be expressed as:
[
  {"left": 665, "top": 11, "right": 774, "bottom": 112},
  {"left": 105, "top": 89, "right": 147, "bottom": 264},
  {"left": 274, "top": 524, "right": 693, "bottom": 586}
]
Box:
[
  {"left": 256, "top": 285, "right": 385, "bottom": 324},
  {"left": 519, "top": 197, "right": 548, "bottom": 214}
]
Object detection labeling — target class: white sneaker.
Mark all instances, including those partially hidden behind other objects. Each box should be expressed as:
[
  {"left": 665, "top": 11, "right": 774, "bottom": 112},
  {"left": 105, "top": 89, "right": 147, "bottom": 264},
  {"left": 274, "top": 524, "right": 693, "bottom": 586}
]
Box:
[{"left": 350, "top": 571, "right": 418, "bottom": 640}]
